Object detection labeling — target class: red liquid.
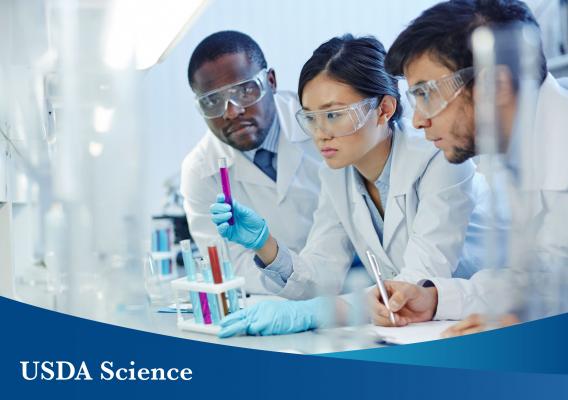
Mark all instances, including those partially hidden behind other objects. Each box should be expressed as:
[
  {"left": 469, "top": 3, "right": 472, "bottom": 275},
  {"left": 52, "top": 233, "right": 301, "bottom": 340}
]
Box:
[{"left": 208, "top": 246, "right": 229, "bottom": 316}]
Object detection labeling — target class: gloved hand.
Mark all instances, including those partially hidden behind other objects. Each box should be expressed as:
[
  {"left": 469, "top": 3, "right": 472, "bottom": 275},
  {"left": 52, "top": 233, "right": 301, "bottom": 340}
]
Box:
[
  {"left": 217, "top": 297, "right": 334, "bottom": 338},
  {"left": 209, "top": 194, "right": 269, "bottom": 250}
]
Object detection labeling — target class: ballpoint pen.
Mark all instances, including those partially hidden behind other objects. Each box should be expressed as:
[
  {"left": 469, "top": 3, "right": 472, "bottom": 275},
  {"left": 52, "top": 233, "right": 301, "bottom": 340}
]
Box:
[{"left": 366, "top": 250, "right": 396, "bottom": 325}]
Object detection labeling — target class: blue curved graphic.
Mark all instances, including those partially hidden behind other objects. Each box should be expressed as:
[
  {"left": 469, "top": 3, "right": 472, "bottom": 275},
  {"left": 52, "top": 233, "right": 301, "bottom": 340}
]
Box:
[
  {"left": 1, "top": 296, "right": 567, "bottom": 399},
  {"left": 323, "top": 313, "right": 568, "bottom": 375}
]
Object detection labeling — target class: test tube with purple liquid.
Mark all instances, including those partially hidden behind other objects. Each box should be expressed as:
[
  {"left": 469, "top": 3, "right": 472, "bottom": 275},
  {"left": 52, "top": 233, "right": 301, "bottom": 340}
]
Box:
[{"left": 218, "top": 157, "right": 234, "bottom": 225}]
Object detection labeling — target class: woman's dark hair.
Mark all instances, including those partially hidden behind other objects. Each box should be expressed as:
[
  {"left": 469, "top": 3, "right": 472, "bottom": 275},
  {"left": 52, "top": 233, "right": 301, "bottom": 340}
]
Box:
[{"left": 298, "top": 34, "right": 403, "bottom": 131}]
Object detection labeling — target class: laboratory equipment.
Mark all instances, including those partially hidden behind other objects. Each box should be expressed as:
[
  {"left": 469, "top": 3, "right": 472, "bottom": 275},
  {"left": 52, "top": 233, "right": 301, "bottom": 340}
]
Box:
[
  {"left": 180, "top": 239, "right": 203, "bottom": 324},
  {"left": 471, "top": 23, "right": 568, "bottom": 321},
  {"left": 199, "top": 258, "right": 221, "bottom": 324},
  {"left": 218, "top": 157, "right": 234, "bottom": 225},
  {"left": 207, "top": 244, "right": 229, "bottom": 315},
  {"left": 151, "top": 218, "right": 176, "bottom": 277},
  {"left": 219, "top": 239, "right": 239, "bottom": 313},
  {"left": 172, "top": 250, "right": 246, "bottom": 335},
  {"left": 295, "top": 97, "right": 379, "bottom": 138},
  {"left": 195, "top": 69, "right": 269, "bottom": 119}
]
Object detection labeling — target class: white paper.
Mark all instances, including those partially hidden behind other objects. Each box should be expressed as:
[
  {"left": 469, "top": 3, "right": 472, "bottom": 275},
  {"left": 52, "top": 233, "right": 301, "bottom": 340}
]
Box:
[{"left": 373, "top": 321, "right": 457, "bottom": 345}]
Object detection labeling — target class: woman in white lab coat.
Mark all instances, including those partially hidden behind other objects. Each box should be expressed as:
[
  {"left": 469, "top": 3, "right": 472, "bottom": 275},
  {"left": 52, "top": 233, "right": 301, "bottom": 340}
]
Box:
[{"left": 210, "top": 35, "right": 489, "bottom": 336}]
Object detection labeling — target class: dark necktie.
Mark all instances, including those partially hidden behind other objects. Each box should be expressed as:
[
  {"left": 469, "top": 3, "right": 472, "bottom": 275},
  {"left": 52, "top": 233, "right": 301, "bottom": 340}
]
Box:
[{"left": 253, "top": 149, "right": 277, "bottom": 182}]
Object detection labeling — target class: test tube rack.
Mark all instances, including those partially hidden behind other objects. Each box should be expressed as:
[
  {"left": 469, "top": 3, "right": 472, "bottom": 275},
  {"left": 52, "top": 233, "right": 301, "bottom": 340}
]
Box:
[{"left": 171, "top": 277, "right": 247, "bottom": 335}]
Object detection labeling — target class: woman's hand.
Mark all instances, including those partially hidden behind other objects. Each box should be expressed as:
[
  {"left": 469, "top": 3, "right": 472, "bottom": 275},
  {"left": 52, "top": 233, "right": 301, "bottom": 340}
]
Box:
[{"left": 218, "top": 298, "right": 333, "bottom": 338}]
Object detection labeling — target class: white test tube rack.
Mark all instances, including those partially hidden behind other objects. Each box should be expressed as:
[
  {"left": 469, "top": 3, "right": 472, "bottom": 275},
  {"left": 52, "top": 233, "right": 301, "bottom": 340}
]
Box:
[{"left": 171, "top": 276, "right": 247, "bottom": 335}]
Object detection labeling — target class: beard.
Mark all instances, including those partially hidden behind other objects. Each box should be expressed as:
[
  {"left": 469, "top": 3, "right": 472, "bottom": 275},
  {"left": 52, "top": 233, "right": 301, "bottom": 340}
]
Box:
[{"left": 446, "top": 104, "right": 476, "bottom": 164}]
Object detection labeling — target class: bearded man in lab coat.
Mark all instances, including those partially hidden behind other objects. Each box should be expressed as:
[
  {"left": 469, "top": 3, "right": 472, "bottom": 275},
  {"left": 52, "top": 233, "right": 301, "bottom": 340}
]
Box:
[
  {"left": 367, "top": 0, "right": 568, "bottom": 331},
  {"left": 180, "top": 31, "right": 321, "bottom": 294}
]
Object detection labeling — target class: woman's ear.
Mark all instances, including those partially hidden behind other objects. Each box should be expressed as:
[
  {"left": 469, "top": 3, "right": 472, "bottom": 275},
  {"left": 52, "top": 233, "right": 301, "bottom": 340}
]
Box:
[{"left": 377, "top": 95, "right": 397, "bottom": 126}]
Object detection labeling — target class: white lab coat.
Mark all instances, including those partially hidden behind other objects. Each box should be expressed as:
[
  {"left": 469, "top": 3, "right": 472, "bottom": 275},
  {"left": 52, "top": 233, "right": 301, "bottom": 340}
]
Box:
[
  {"left": 430, "top": 74, "right": 568, "bottom": 320},
  {"left": 180, "top": 91, "right": 322, "bottom": 294},
  {"left": 263, "top": 122, "right": 490, "bottom": 300}
]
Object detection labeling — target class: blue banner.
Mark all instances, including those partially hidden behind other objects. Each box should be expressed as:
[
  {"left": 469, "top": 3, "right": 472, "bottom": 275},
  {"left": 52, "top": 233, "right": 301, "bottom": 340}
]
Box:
[{"left": 1, "top": 296, "right": 567, "bottom": 399}]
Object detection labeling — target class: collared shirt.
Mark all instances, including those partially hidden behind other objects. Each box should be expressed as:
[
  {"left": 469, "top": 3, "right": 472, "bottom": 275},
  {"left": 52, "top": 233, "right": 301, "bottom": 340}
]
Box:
[
  {"left": 243, "top": 115, "right": 280, "bottom": 171},
  {"left": 353, "top": 150, "right": 392, "bottom": 244},
  {"left": 256, "top": 146, "right": 393, "bottom": 288}
]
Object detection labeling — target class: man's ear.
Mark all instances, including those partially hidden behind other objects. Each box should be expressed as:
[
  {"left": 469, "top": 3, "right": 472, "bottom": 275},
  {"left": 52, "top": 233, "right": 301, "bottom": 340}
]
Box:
[
  {"left": 267, "top": 68, "right": 277, "bottom": 93},
  {"left": 377, "top": 95, "right": 397, "bottom": 126}
]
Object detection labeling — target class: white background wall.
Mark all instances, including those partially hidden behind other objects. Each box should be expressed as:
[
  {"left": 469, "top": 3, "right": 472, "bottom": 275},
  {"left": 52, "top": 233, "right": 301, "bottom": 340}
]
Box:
[{"left": 140, "top": 0, "right": 441, "bottom": 215}]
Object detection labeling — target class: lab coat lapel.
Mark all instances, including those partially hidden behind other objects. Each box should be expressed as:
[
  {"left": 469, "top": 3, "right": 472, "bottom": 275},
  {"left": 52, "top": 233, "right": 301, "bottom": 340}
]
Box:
[
  {"left": 276, "top": 127, "right": 303, "bottom": 204},
  {"left": 349, "top": 169, "right": 393, "bottom": 268},
  {"left": 382, "top": 132, "right": 409, "bottom": 251},
  {"left": 383, "top": 193, "right": 406, "bottom": 251},
  {"left": 233, "top": 151, "right": 276, "bottom": 188}
]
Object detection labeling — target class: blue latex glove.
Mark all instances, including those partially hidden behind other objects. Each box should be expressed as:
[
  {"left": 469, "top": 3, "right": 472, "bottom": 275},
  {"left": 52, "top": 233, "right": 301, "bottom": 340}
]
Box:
[
  {"left": 209, "top": 194, "right": 269, "bottom": 250},
  {"left": 218, "top": 297, "right": 334, "bottom": 338}
]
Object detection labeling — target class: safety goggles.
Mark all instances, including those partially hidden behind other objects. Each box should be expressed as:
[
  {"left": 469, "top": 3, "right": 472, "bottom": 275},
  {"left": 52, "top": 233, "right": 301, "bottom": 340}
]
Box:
[
  {"left": 406, "top": 67, "right": 475, "bottom": 119},
  {"left": 195, "top": 69, "right": 269, "bottom": 119},
  {"left": 295, "top": 97, "right": 379, "bottom": 138}
]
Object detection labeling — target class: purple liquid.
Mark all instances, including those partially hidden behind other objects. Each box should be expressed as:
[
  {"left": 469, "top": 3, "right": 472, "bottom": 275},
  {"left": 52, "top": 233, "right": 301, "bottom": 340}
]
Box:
[
  {"left": 199, "top": 292, "right": 212, "bottom": 324},
  {"left": 220, "top": 167, "right": 234, "bottom": 225}
]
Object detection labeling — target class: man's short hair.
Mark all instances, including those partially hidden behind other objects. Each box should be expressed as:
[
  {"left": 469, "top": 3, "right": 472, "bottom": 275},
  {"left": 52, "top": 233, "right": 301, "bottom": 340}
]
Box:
[
  {"left": 187, "top": 30, "right": 267, "bottom": 87},
  {"left": 385, "top": 0, "right": 547, "bottom": 84}
]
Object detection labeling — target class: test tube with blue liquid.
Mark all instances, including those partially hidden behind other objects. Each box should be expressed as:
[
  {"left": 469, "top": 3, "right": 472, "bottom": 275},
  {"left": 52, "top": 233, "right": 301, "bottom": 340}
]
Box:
[
  {"left": 180, "top": 239, "right": 203, "bottom": 324},
  {"left": 151, "top": 219, "right": 173, "bottom": 275},
  {"left": 219, "top": 239, "right": 240, "bottom": 313}
]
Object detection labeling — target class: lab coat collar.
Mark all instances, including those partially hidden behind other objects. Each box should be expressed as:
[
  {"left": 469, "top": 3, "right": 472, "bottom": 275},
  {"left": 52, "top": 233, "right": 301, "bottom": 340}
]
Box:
[
  {"left": 388, "top": 123, "right": 438, "bottom": 196},
  {"left": 383, "top": 123, "right": 437, "bottom": 250},
  {"left": 348, "top": 123, "right": 435, "bottom": 263},
  {"left": 349, "top": 167, "right": 396, "bottom": 271}
]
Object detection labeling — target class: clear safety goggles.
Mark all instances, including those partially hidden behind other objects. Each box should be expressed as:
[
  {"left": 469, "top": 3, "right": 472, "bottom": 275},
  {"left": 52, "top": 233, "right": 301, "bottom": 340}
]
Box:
[
  {"left": 295, "top": 97, "right": 379, "bottom": 138},
  {"left": 406, "top": 67, "right": 475, "bottom": 119},
  {"left": 195, "top": 68, "right": 269, "bottom": 119}
]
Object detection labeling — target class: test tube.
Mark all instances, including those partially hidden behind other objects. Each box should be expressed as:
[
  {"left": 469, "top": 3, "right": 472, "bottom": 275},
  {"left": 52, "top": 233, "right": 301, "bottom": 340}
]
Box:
[
  {"left": 199, "top": 259, "right": 221, "bottom": 324},
  {"left": 207, "top": 243, "right": 230, "bottom": 316},
  {"left": 158, "top": 228, "right": 170, "bottom": 274},
  {"left": 220, "top": 239, "right": 240, "bottom": 313},
  {"left": 180, "top": 240, "right": 203, "bottom": 324},
  {"left": 218, "top": 157, "right": 234, "bottom": 225}
]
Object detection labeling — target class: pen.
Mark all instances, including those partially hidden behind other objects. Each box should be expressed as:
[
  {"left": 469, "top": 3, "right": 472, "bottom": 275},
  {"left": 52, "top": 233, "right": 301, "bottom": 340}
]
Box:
[{"left": 366, "top": 250, "right": 396, "bottom": 325}]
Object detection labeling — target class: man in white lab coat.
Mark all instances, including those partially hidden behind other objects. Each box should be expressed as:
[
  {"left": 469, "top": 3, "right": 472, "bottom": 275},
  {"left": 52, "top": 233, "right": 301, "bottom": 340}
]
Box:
[
  {"left": 180, "top": 31, "right": 321, "bottom": 294},
  {"left": 370, "top": 0, "right": 568, "bottom": 329}
]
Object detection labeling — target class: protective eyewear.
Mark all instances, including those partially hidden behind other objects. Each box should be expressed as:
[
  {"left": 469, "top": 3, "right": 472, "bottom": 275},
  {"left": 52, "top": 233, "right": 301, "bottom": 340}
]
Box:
[
  {"left": 406, "top": 67, "right": 475, "bottom": 119},
  {"left": 195, "top": 69, "right": 269, "bottom": 119},
  {"left": 295, "top": 97, "right": 379, "bottom": 138}
]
